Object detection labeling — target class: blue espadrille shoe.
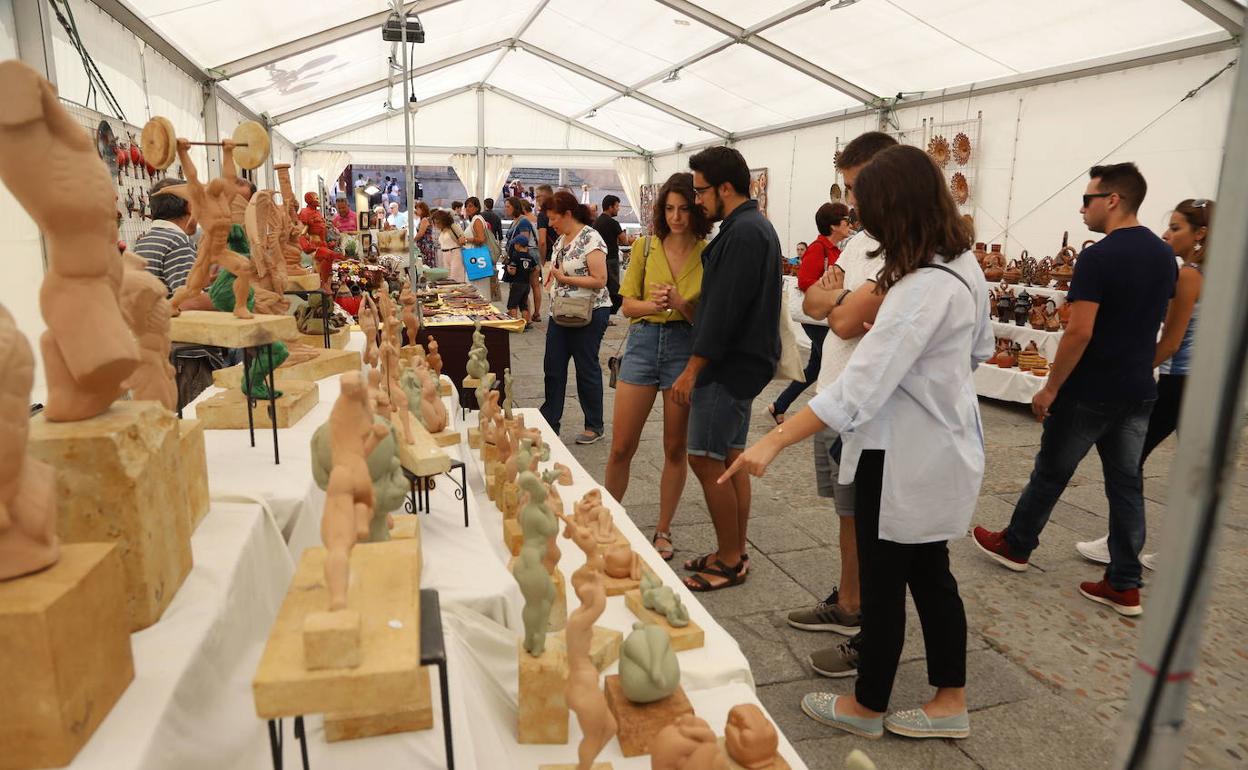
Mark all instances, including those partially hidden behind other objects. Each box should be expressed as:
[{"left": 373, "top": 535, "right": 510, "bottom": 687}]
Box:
[
  {"left": 884, "top": 707, "right": 970, "bottom": 739},
  {"left": 800, "top": 693, "right": 883, "bottom": 739}
]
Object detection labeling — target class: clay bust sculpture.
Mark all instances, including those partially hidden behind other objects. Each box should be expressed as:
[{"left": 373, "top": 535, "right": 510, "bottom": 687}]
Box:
[
  {"left": 619, "top": 621, "right": 680, "bottom": 703},
  {"left": 651, "top": 715, "right": 727, "bottom": 770},
  {"left": 513, "top": 470, "right": 558, "bottom": 655},
  {"left": 564, "top": 526, "right": 617, "bottom": 770},
  {"left": 119, "top": 249, "right": 177, "bottom": 411},
  {"left": 724, "top": 704, "right": 782, "bottom": 770},
  {"left": 639, "top": 571, "right": 690, "bottom": 628},
  {"left": 321, "top": 372, "right": 390, "bottom": 610},
  {"left": 0, "top": 61, "right": 140, "bottom": 421},
  {"left": 310, "top": 414, "right": 405, "bottom": 542},
  {"left": 0, "top": 304, "right": 59, "bottom": 580}
]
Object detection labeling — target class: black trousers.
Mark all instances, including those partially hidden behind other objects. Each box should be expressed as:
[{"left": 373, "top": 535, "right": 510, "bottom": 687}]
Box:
[
  {"left": 1140, "top": 373, "right": 1185, "bottom": 471},
  {"left": 854, "top": 450, "right": 967, "bottom": 713}
]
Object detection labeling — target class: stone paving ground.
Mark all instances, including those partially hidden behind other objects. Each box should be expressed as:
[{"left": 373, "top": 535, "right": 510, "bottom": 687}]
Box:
[{"left": 504, "top": 317, "right": 1248, "bottom": 770}]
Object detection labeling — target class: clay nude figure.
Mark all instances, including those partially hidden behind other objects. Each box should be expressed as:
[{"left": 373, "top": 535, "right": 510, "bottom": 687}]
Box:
[
  {"left": 0, "top": 304, "right": 58, "bottom": 581},
  {"left": 564, "top": 534, "right": 617, "bottom": 770},
  {"left": 166, "top": 138, "right": 256, "bottom": 319},
  {"left": 119, "top": 249, "right": 177, "bottom": 410},
  {"left": 513, "top": 470, "right": 558, "bottom": 655},
  {"left": 724, "top": 704, "right": 782, "bottom": 770},
  {"left": 419, "top": 366, "right": 448, "bottom": 433},
  {"left": 604, "top": 542, "right": 643, "bottom": 581},
  {"left": 651, "top": 715, "right": 727, "bottom": 770},
  {"left": 619, "top": 622, "right": 680, "bottom": 703},
  {"left": 426, "top": 336, "right": 443, "bottom": 378},
  {"left": 574, "top": 489, "right": 604, "bottom": 523},
  {"left": 0, "top": 61, "right": 140, "bottom": 421},
  {"left": 378, "top": 332, "right": 414, "bottom": 445},
  {"left": 503, "top": 367, "right": 515, "bottom": 421},
  {"left": 359, "top": 294, "right": 380, "bottom": 367},
  {"left": 310, "top": 415, "right": 405, "bottom": 542},
  {"left": 400, "top": 367, "right": 425, "bottom": 425},
  {"left": 465, "top": 321, "right": 489, "bottom": 381},
  {"left": 320, "top": 372, "right": 390, "bottom": 610},
  {"left": 400, "top": 282, "right": 420, "bottom": 344},
  {"left": 639, "top": 571, "right": 690, "bottom": 628}
]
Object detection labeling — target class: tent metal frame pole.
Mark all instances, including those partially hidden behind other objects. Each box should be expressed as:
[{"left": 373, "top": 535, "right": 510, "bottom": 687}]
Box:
[
  {"left": 13, "top": 0, "right": 58, "bottom": 83},
  {"left": 476, "top": 87, "right": 486, "bottom": 200},
  {"left": 295, "top": 86, "right": 478, "bottom": 148},
  {"left": 214, "top": 0, "right": 465, "bottom": 78},
  {"left": 202, "top": 83, "right": 223, "bottom": 176},
  {"left": 1115, "top": 29, "right": 1248, "bottom": 770},
  {"left": 481, "top": 0, "right": 550, "bottom": 83},
  {"left": 302, "top": 144, "right": 642, "bottom": 158},
  {"left": 482, "top": 85, "right": 649, "bottom": 156},
  {"left": 1178, "top": 0, "right": 1245, "bottom": 35},
  {"left": 396, "top": 0, "right": 419, "bottom": 289}
]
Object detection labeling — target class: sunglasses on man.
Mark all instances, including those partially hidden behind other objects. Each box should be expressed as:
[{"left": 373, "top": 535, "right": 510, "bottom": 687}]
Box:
[{"left": 1082, "top": 192, "right": 1114, "bottom": 207}]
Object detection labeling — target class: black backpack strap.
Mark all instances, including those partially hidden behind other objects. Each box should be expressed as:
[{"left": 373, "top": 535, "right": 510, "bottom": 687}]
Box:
[{"left": 920, "top": 262, "right": 975, "bottom": 301}]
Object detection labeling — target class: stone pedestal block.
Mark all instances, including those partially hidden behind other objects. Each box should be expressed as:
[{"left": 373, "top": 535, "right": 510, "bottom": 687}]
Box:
[
  {"left": 178, "top": 418, "right": 210, "bottom": 530},
  {"left": 518, "top": 639, "right": 568, "bottom": 745},
  {"left": 604, "top": 676, "right": 694, "bottom": 757}
]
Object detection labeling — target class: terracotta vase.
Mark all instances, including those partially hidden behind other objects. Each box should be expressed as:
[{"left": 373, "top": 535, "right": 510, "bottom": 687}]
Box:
[{"left": 1003, "top": 260, "right": 1021, "bottom": 286}]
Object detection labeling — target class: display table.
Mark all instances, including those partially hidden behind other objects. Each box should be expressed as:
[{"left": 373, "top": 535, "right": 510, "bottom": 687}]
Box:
[
  {"left": 990, "top": 319, "right": 1063, "bottom": 359},
  {"left": 974, "top": 362, "right": 1048, "bottom": 403}
]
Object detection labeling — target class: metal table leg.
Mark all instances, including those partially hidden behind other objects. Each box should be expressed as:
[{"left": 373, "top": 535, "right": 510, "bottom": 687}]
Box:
[
  {"left": 243, "top": 346, "right": 256, "bottom": 447},
  {"left": 267, "top": 344, "right": 280, "bottom": 464}
]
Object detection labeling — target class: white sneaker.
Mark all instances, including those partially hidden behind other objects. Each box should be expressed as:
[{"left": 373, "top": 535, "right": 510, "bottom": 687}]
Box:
[
  {"left": 1075, "top": 535, "right": 1110, "bottom": 565},
  {"left": 1140, "top": 553, "right": 1157, "bottom": 571}
]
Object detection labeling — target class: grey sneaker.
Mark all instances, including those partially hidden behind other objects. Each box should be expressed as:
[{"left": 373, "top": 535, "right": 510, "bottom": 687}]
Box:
[
  {"left": 810, "top": 638, "right": 860, "bottom": 678},
  {"left": 787, "top": 588, "right": 861, "bottom": 635}
]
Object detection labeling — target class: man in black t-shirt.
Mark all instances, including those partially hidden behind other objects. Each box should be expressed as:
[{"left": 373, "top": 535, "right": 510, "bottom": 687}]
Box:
[
  {"left": 592, "top": 194, "right": 632, "bottom": 315},
  {"left": 974, "top": 162, "right": 1176, "bottom": 617}
]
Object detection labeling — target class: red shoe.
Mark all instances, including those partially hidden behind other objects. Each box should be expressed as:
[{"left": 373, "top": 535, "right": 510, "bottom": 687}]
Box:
[
  {"left": 971, "top": 527, "right": 1029, "bottom": 572},
  {"left": 1078, "top": 579, "right": 1142, "bottom": 616}
]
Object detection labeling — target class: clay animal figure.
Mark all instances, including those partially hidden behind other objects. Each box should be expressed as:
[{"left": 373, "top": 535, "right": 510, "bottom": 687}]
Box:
[
  {"left": 639, "top": 571, "right": 690, "bottom": 628},
  {"left": 651, "top": 715, "right": 728, "bottom": 770},
  {"left": 119, "top": 249, "right": 177, "bottom": 410},
  {"left": 724, "top": 704, "right": 783, "bottom": 770},
  {"left": 320, "top": 372, "right": 390, "bottom": 610},
  {"left": 513, "top": 471, "right": 559, "bottom": 655},
  {"left": 311, "top": 414, "right": 405, "bottom": 542},
  {"left": 0, "top": 304, "right": 59, "bottom": 580},
  {"left": 0, "top": 61, "right": 140, "bottom": 421},
  {"left": 564, "top": 534, "right": 617, "bottom": 770},
  {"left": 619, "top": 622, "right": 680, "bottom": 703}
]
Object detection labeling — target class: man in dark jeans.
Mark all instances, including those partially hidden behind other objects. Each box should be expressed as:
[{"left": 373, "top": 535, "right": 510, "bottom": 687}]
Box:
[
  {"left": 672, "top": 146, "right": 781, "bottom": 592},
  {"left": 593, "top": 194, "right": 633, "bottom": 316},
  {"left": 974, "top": 162, "right": 1176, "bottom": 617}
]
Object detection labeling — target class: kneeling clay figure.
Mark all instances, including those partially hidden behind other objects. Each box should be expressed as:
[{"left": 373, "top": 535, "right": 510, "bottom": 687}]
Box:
[
  {"left": 640, "top": 571, "right": 690, "bottom": 628},
  {"left": 604, "top": 542, "right": 642, "bottom": 581},
  {"left": 619, "top": 621, "right": 679, "bottom": 704},
  {"left": 725, "top": 704, "right": 782, "bottom": 770}
]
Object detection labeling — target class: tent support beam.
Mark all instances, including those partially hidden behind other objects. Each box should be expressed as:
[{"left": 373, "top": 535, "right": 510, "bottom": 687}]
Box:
[
  {"left": 294, "top": 85, "right": 477, "bottom": 147},
  {"left": 270, "top": 41, "right": 508, "bottom": 125},
  {"left": 650, "top": 0, "right": 877, "bottom": 104},
  {"left": 654, "top": 32, "right": 1239, "bottom": 157},
  {"left": 482, "top": 85, "right": 649, "bottom": 156},
  {"left": 1178, "top": 0, "right": 1245, "bottom": 35},
  {"left": 301, "top": 144, "right": 640, "bottom": 158},
  {"left": 512, "top": 41, "right": 729, "bottom": 138},
  {"left": 481, "top": 0, "right": 551, "bottom": 83},
  {"left": 213, "top": 0, "right": 465, "bottom": 78}
]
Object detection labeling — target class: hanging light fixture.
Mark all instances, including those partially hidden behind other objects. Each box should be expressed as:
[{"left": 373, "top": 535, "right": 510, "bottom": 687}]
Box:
[
  {"left": 662, "top": 68, "right": 681, "bottom": 83},
  {"left": 586, "top": 109, "right": 598, "bottom": 119},
  {"left": 828, "top": 0, "right": 859, "bottom": 9}
]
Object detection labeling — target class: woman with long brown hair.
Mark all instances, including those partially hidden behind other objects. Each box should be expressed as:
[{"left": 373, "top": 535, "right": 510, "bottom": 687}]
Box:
[
  {"left": 722, "top": 144, "right": 993, "bottom": 740},
  {"left": 412, "top": 200, "right": 436, "bottom": 268},
  {"left": 604, "top": 173, "right": 712, "bottom": 560}
]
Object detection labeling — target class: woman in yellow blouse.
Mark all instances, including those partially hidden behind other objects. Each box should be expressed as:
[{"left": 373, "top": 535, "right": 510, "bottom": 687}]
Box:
[{"left": 604, "top": 173, "right": 713, "bottom": 560}]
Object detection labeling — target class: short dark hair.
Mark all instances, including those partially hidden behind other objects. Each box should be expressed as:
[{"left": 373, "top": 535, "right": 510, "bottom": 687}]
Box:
[
  {"left": 796, "top": 241, "right": 808, "bottom": 248},
  {"left": 149, "top": 178, "right": 189, "bottom": 221},
  {"left": 504, "top": 196, "right": 526, "bottom": 217},
  {"left": 688, "top": 146, "right": 750, "bottom": 196},
  {"left": 651, "top": 172, "right": 712, "bottom": 241},
  {"left": 484, "top": 198, "right": 495, "bottom": 209},
  {"left": 430, "top": 209, "right": 454, "bottom": 229},
  {"left": 243, "top": 179, "right": 257, "bottom": 197},
  {"left": 549, "top": 190, "right": 592, "bottom": 226},
  {"left": 451, "top": 200, "right": 463, "bottom": 210},
  {"left": 855, "top": 145, "right": 971, "bottom": 292},
  {"left": 1089, "top": 162, "right": 1147, "bottom": 214},
  {"left": 815, "top": 202, "right": 850, "bottom": 237},
  {"left": 536, "top": 184, "right": 554, "bottom": 195},
  {"left": 521, "top": 199, "right": 533, "bottom": 213},
  {"left": 601, "top": 194, "right": 620, "bottom": 210},
  {"left": 836, "top": 131, "right": 898, "bottom": 171}
]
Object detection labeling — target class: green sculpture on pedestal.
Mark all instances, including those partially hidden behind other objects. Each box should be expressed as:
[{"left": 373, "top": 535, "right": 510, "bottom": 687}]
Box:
[
  {"left": 514, "top": 470, "right": 558, "bottom": 656},
  {"left": 310, "top": 414, "right": 406, "bottom": 542},
  {"left": 619, "top": 622, "right": 680, "bottom": 703}
]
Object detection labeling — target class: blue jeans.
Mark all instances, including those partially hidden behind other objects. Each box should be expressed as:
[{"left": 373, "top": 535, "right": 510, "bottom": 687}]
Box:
[
  {"left": 772, "top": 324, "right": 828, "bottom": 415},
  {"left": 1005, "top": 394, "right": 1155, "bottom": 589},
  {"left": 540, "top": 307, "right": 611, "bottom": 435}
]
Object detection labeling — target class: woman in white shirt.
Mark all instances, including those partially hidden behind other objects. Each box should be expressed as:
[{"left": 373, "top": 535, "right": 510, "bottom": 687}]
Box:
[
  {"left": 723, "top": 145, "right": 993, "bottom": 741},
  {"left": 430, "top": 209, "right": 465, "bottom": 282}
]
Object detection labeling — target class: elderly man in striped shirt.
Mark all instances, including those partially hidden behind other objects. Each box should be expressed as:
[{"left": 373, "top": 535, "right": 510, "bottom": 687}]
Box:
[{"left": 134, "top": 178, "right": 198, "bottom": 295}]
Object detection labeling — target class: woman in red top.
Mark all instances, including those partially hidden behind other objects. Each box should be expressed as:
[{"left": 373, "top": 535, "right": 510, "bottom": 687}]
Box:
[{"left": 768, "top": 202, "right": 852, "bottom": 423}]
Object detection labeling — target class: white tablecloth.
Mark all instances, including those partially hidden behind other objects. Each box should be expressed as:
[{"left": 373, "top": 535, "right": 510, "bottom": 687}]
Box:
[
  {"left": 990, "top": 319, "right": 1063, "bottom": 359},
  {"left": 974, "top": 362, "right": 1048, "bottom": 403}
]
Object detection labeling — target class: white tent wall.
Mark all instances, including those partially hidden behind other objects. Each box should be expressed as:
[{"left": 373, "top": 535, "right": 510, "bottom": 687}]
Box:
[
  {"left": 0, "top": 0, "right": 16, "bottom": 60},
  {"left": 654, "top": 49, "right": 1236, "bottom": 259}
]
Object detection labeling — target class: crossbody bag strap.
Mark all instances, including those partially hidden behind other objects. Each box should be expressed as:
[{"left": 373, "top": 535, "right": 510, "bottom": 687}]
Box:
[{"left": 919, "top": 262, "right": 974, "bottom": 300}]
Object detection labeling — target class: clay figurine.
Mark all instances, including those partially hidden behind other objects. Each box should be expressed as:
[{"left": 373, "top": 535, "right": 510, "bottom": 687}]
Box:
[
  {"left": 514, "top": 470, "right": 559, "bottom": 655},
  {"left": 426, "top": 335, "right": 443, "bottom": 377},
  {"left": 564, "top": 519, "right": 617, "bottom": 770},
  {"left": 298, "top": 191, "right": 342, "bottom": 290},
  {"left": 1059, "top": 297, "right": 1073, "bottom": 329},
  {"left": 0, "top": 61, "right": 140, "bottom": 421},
  {"left": 244, "top": 189, "right": 290, "bottom": 308},
  {"left": 400, "top": 367, "right": 425, "bottom": 425},
  {"left": 639, "top": 571, "right": 690, "bottom": 628},
  {"left": 311, "top": 414, "right": 405, "bottom": 542},
  {"left": 119, "top": 249, "right": 177, "bottom": 410},
  {"left": 399, "top": 281, "right": 420, "bottom": 344},
  {"left": 359, "top": 294, "right": 380, "bottom": 367},
  {"left": 1028, "top": 294, "right": 1047, "bottom": 330},
  {"left": 0, "top": 304, "right": 58, "bottom": 580},
  {"left": 619, "top": 621, "right": 680, "bottom": 703},
  {"left": 604, "top": 542, "right": 642, "bottom": 581},
  {"left": 503, "top": 366, "right": 515, "bottom": 420},
  {"left": 724, "top": 704, "right": 783, "bottom": 770},
  {"left": 651, "top": 715, "right": 726, "bottom": 770},
  {"left": 419, "top": 366, "right": 448, "bottom": 433}
]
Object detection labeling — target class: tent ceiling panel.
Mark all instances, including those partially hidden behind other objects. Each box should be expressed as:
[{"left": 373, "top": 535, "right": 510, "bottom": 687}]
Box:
[
  {"left": 518, "top": 0, "right": 724, "bottom": 85},
  {"left": 487, "top": 48, "right": 618, "bottom": 117},
  {"left": 482, "top": 91, "right": 629, "bottom": 151},
  {"left": 638, "top": 44, "right": 860, "bottom": 133},
  {"left": 590, "top": 96, "right": 710, "bottom": 152},
  {"left": 317, "top": 91, "right": 479, "bottom": 147},
  {"left": 685, "top": 0, "right": 778, "bottom": 29}
]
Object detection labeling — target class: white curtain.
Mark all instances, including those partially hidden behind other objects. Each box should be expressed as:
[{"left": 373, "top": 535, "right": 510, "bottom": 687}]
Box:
[
  {"left": 450, "top": 153, "right": 478, "bottom": 202},
  {"left": 613, "top": 156, "right": 649, "bottom": 223},
  {"left": 483, "top": 155, "right": 514, "bottom": 204},
  {"left": 299, "top": 151, "right": 352, "bottom": 202}
]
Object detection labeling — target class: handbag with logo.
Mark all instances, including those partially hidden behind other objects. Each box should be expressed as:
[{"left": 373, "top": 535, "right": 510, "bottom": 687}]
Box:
[{"left": 462, "top": 245, "right": 494, "bottom": 281}]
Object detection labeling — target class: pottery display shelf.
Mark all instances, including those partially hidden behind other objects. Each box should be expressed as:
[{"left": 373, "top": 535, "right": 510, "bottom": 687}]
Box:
[
  {"left": 986, "top": 279, "right": 1069, "bottom": 305},
  {"left": 990, "top": 320, "right": 1064, "bottom": 360}
]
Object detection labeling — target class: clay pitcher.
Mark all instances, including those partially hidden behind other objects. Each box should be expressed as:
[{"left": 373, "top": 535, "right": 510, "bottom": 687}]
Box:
[{"left": 1003, "top": 259, "right": 1021, "bottom": 286}]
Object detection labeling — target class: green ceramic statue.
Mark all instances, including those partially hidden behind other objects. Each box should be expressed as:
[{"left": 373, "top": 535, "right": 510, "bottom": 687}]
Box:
[
  {"left": 513, "top": 470, "right": 558, "bottom": 655},
  {"left": 310, "top": 414, "right": 406, "bottom": 541},
  {"left": 640, "top": 571, "right": 690, "bottom": 628},
  {"left": 242, "top": 340, "right": 289, "bottom": 399},
  {"left": 465, "top": 320, "right": 489, "bottom": 381},
  {"left": 503, "top": 367, "right": 514, "bottom": 420},
  {"left": 619, "top": 622, "right": 680, "bottom": 703}
]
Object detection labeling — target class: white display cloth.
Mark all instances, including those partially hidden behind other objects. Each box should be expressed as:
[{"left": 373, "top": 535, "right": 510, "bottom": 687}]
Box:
[
  {"left": 991, "top": 319, "right": 1063, "bottom": 359},
  {"left": 974, "top": 361, "right": 1048, "bottom": 404}
]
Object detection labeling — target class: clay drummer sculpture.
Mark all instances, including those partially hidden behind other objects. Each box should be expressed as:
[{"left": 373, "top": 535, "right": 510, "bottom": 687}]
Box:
[{"left": 0, "top": 60, "right": 140, "bottom": 421}]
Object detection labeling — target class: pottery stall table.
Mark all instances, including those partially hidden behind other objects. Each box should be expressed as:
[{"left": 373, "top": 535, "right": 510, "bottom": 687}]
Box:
[{"left": 977, "top": 280, "right": 1067, "bottom": 404}]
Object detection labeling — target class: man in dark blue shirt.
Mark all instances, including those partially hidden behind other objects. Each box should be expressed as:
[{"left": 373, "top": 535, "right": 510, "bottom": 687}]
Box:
[
  {"left": 673, "top": 146, "right": 781, "bottom": 592},
  {"left": 975, "top": 162, "right": 1176, "bottom": 617}
]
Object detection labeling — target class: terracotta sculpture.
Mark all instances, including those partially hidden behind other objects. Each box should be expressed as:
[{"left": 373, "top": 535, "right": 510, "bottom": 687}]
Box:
[
  {"left": 1044, "top": 299, "right": 1061, "bottom": 332},
  {"left": 724, "top": 704, "right": 782, "bottom": 770},
  {"left": 400, "top": 282, "right": 420, "bottom": 344},
  {"left": 514, "top": 470, "right": 558, "bottom": 655},
  {"left": 427, "top": 336, "right": 443, "bottom": 378},
  {"left": 1059, "top": 297, "right": 1073, "bottom": 329},
  {"left": 310, "top": 415, "right": 405, "bottom": 542},
  {"left": 298, "top": 191, "right": 341, "bottom": 290},
  {"left": 419, "top": 366, "right": 448, "bottom": 433},
  {"left": 651, "top": 715, "right": 726, "bottom": 770},
  {"left": 1052, "top": 231, "right": 1077, "bottom": 290},
  {"left": 166, "top": 138, "right": 255, "bottom": 319},
  {"left": 0, "top": 304, "right": 58, "bottom": 580},
  {"left": 564, "top": 518, "right": 617, "bottom": 770},
  {"left": 245, "top": 190, "right": 290, "bottom": 308},
  {"left": 1028, "top": 294, "right": 1047, "bottom": 330},
  {"left": 273, "top": 163, "right": 314, "bottom": 278},
  {"left": 575, "top": 489, "right": 604, "bottom": 522},
  {"left": 320, "top": 372, "right": 390, "bottom": 610},
  {"left": 1034, "top": 256, "right": 1053, "bottom": 288},
  {"left": 639, "top": 571, "right": 690, "bottom": 627},
  {"left": 981, "top": 245, "right": 1005, "bottom": 282},
  {"left": 466, "top": 320, "right": 489, "bottom": 381},
  {"left": 0, "top": 61, "right": 140, "bottom": 421},
  {"left": 359, "top": 294, "right": 380, "bottom": 367},
  {"left": 503, "top": 367, "right": 515, "bottom": 421},
  {"left": 604, "top": 542, "right": 642, "bottom": 581},
  {"left": 119, "top": 249, "right": 177, "bottom": 411},
  {"left": 619, "top": 622, "right": 680, "bottom": 703}
]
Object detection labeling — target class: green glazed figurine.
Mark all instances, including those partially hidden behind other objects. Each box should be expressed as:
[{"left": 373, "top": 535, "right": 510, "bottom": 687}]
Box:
[
  {"left": 619, "top": 621, "right": 680, "bottom": 703},
  {"left": 640, "top": 571, "right": 690, "bottom": 628},
  {"left": 513, "top": 470, "right": 558, "bottom": 655},
  {"left": 310, "top": 414, "right": 406, "bottom": 541}
]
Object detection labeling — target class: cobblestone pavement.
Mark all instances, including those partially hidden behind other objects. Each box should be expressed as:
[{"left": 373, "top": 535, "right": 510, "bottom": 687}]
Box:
[{"left": 505, "top": 317, "right": 1248, "bottom": 770}]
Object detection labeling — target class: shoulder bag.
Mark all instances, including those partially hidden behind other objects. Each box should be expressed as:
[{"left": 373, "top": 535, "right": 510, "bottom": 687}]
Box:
[{"left": 550, "top": 236, "right": 594, "bottom": 328}]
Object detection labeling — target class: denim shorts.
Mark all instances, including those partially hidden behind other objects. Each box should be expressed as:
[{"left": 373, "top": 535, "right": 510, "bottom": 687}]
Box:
[
  {"left": 618, "top": 320, "right": 693, "bottom": 391},
  {"left": 687, "top": 381, "right": 752, "bottom": 461}
]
